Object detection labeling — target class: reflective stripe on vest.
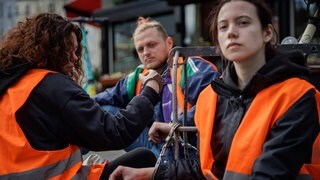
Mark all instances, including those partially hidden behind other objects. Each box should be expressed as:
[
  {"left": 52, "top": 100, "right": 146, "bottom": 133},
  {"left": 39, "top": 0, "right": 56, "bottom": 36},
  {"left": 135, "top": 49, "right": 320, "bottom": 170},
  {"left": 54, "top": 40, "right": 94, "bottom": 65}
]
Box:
[
  {"left": 0, "top": 69, "right": 105, "bottom": 179},
  {"left": 195, "top": 77, "right": 320, "bottom": 179},
  {"left": 0, "top": 149, "right": 83, "bottom": 179}
]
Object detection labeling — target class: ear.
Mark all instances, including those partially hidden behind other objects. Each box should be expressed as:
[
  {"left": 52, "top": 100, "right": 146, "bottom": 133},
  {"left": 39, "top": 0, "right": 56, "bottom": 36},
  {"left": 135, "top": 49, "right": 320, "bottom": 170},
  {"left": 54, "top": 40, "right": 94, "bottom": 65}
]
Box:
[
  {"left": 263, "top": 24, "right": 274, "bottom": 43},
  {"left": 166, "top": 36, "right": 174, "bottom": 50}
]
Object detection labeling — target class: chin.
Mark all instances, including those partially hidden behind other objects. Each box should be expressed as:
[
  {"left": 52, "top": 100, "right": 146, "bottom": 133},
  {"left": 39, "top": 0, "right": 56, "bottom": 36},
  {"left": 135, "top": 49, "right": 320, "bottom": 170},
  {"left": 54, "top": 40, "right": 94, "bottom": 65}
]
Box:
[
  {"left": 145, "top": 64, "right": 159, "bottom": 69},
  {"left": 226, "top": 55, "right": 247, "bottom": 62}
]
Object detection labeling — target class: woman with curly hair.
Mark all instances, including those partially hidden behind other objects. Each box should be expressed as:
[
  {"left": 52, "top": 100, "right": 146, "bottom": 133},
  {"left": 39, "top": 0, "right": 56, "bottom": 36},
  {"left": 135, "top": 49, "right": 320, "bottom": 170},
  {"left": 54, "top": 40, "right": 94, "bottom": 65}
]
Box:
[{"left": 0, "top": 13, "right": 162, "bottom": 179}]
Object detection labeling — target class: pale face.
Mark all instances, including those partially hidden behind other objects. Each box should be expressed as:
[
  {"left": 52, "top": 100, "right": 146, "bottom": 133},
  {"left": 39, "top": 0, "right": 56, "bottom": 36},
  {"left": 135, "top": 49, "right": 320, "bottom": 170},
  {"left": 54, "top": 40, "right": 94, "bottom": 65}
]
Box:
[
  {"left": 217, "top": 1, "right": 272, "bottom": 63},
  {"left": 134, "top": 28, "right": 173, "bottom": 70},
  {"left": 63, "top": 32, "right": 79, "bottom": 77}
]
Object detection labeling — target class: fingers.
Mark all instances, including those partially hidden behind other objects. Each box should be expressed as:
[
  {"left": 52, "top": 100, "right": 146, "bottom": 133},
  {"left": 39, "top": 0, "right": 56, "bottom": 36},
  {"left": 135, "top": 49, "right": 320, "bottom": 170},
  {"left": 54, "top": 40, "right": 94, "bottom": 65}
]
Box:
[
  {"left": 109, "top": 166, "right": 124, "bottom": 180},
  {"left": 148, "top": 134, "right": 161, "bottom": 143},
  {"left": 139, "top": 70, "right": 156, "bottom": 84},
  {"left": 148, "top": 123, "right": 160, "bottom": 143},
  {"left": 148, "top": 122, "right": 171, "bottom": 143},
  {"left": 139, "top": 70, "right": 163, "bottom": 93}
]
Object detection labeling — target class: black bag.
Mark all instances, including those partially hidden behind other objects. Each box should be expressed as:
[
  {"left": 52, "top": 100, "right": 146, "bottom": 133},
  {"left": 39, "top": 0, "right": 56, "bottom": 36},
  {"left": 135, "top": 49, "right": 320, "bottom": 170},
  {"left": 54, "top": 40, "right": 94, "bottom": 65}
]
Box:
[{"left": 152, "top": 122, "right": 205, "bottom": 180}]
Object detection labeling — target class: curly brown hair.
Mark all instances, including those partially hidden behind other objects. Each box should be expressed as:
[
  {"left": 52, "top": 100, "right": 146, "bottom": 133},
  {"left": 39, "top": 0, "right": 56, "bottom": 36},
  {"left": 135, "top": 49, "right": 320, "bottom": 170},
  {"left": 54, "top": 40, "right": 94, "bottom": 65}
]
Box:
[{"left": 0, "top": 13, "right": 83, "bottom": 82}]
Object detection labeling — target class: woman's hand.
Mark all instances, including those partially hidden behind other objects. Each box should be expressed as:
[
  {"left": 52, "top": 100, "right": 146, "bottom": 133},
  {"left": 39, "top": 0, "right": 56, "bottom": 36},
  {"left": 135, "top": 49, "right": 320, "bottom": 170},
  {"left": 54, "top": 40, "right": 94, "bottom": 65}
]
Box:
[
  {"left": 148, "top": 122, "right": 171, "bottom": 143},
  {"left": 109, "top": 166, "right": 154, "bottom": 180},
  {"left": 139, "top": 69, "right": 163, "bottom": 93}
]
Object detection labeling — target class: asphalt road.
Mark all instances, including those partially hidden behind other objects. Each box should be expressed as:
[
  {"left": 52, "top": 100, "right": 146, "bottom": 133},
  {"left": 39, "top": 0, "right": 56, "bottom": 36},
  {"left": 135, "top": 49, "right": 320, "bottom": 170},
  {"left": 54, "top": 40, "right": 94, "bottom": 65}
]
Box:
[{"left": 83, "top": 149, "right": 126, "bottom": 162}]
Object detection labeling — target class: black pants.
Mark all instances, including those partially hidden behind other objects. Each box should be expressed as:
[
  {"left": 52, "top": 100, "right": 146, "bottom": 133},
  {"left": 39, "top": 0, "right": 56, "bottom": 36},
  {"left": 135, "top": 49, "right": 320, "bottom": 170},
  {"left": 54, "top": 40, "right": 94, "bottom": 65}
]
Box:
[{"left": 100, "top": 147, "right": 156, "bottom": 179}]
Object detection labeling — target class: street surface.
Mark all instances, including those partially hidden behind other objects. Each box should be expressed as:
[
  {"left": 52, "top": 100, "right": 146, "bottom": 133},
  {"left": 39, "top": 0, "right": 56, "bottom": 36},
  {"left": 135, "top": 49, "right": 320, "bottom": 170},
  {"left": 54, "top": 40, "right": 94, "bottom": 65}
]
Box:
[{"left": 83, "top": 149, "right": 126, "bottom": 162}]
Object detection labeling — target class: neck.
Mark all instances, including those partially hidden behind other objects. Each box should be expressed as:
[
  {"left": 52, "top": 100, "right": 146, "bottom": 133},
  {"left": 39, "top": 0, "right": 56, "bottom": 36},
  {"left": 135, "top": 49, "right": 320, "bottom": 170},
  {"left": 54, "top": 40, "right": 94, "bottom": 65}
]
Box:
[
  {"left": 233, "top": 52, "right": 266, "bottom": 90},
  {"left": 154, "top": 61, "right": 167, "bottom": 75}
]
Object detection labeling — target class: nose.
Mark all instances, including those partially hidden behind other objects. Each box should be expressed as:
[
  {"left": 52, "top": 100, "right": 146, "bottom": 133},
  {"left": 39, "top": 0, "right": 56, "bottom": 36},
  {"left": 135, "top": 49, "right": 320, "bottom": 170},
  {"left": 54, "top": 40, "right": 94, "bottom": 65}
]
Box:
[
  {"left": 70, "top": 53, "right": 78, "bottom": 62},
  {"left": 143, "top": 47, "right": 151, "bottom": 56},
  {"left": 227, "top": 24, "right": 238, "bottom": 39}
]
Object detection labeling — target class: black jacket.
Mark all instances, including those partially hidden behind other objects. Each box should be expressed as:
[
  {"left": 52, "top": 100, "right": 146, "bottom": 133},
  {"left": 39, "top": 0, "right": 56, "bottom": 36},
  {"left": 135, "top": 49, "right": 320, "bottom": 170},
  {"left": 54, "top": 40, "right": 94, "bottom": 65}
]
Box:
[
  {"left": 211, "top": 50, "right": 320, "bottom": 179},
  {"left": 0, "top": 64, "right": 160, "bottom": 151}
]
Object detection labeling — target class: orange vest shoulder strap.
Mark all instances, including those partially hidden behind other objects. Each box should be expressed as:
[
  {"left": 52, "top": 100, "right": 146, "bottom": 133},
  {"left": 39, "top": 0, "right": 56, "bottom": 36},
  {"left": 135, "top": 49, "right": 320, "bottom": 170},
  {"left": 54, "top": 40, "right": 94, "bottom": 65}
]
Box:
[
  {"left": 135, "top": 69, "right": 149, "bottom": 95},
  {"left": 195, "top": 84, "right": 217, "bottom": 178},
  {"left": 8, "top": 69, "right": 53, "bottom": 112}
]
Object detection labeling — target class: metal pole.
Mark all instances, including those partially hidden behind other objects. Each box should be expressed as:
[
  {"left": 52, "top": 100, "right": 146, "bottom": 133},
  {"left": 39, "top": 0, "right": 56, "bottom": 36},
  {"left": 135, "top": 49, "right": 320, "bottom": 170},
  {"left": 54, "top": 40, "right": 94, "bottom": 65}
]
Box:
[{"left": 172, "top": 50, "right": 180, "bottom": 160}]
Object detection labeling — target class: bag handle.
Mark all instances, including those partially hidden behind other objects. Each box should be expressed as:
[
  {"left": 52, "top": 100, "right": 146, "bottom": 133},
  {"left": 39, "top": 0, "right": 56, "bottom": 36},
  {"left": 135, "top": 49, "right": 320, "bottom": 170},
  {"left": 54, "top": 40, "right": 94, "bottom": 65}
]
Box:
[{"left": 151, "top": 122, "right": 181, "bottom": 179}]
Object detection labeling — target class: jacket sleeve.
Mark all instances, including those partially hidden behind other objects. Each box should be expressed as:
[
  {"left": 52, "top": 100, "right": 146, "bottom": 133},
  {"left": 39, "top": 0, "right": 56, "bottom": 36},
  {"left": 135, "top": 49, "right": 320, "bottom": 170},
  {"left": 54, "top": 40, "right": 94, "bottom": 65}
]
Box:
[
  {"left": 178, "top": 57, "right": 219, "bottom": 126},
  {"left": 17, "top": 74, "right": 159, "bottom": 151},
  {"left": 250, "top": 89, "right": 320, "bottom": 179},
  {"left": 62, "top": 86, "right": 159, "bottom": 151},
  {"left": 93, "top": 77, "right": 131, "bottom": 108}
]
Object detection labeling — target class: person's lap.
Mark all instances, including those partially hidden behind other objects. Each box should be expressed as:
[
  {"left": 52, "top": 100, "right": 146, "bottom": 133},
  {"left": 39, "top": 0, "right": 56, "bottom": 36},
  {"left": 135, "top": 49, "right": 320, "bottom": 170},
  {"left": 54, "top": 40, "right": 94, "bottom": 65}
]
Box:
[
  {"left": 101, "top": 105, "right": 161, "bottom": 156},
  {"left": 100, "top": 105, "right": 198, "bottom": 160},
  {"left": 124, "top": 127, "right": 161, "bottom": 156},
  {"left": 100, "top": 147, "right": 156, "bottom": 179}
]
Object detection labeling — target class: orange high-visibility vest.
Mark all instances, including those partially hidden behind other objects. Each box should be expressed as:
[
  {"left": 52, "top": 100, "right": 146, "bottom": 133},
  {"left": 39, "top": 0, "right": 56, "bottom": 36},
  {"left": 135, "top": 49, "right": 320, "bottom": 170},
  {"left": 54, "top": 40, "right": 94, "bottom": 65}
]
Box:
[
  {"left": 0, "top": 69, "right": 106, "bottom": 179},
  {"left": 195, "top": 77, "right": 320, "bottom": 180}
]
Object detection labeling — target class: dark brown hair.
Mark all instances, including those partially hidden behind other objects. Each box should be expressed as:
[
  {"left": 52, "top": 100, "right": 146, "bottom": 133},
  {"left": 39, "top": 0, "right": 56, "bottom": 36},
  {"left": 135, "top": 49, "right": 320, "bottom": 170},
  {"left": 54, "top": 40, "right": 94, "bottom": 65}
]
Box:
[{"left": 0, "top": 13, "right": 83, "bottom": 82}]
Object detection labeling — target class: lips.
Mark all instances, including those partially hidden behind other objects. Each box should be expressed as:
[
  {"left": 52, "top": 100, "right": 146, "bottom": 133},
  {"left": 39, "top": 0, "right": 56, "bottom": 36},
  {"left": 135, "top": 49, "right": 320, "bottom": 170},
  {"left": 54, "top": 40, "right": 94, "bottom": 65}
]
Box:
[
  {"left": 227, "top": 42, "right": 240, "bottom": 49},
  {"left": 144, "top": 57, "right": 155, "bottom": 62}
]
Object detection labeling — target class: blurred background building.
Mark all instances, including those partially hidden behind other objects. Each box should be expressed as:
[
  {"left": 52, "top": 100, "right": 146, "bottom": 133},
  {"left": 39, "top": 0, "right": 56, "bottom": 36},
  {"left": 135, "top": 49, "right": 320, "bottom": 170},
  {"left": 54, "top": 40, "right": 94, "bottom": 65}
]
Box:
[
  {"left": 1, "top": 0, "right": 319, "bottom": 89},
  {"left": 65, "top": 0, "right": 319, "bottom": 76},
  {"left": 0, "top": 0, "right": 69, "bottom": 37}
]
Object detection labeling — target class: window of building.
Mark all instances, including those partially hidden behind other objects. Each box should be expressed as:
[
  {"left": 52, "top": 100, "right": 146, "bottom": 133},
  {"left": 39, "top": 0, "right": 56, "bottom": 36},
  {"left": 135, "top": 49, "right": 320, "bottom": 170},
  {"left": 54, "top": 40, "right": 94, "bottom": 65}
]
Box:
[
  {"left": 113, "top": 20, "right": 137, "bottom": 74},
  {"left": 48, "top": 2, "right": 55, "bottom": 13},
  {"left": 25, "top": 4, "right": 30, "bottom": 16},
  {"left": 0, "top": 2, "right": 3, "bottom": 17}
]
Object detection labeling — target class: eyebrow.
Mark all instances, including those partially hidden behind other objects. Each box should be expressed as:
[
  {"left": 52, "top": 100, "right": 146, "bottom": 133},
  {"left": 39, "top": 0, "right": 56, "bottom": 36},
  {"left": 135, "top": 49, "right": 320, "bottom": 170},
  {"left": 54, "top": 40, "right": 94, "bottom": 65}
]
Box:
[{"left": 218, "top": 15, "right": 251, "bottom": 22}]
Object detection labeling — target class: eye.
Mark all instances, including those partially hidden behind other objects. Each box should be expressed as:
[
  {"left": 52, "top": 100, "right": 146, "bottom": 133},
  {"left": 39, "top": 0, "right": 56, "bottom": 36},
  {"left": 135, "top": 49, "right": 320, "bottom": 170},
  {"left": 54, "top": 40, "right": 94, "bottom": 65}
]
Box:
[
  {"left": 148, "top": 42, "right": 156, "bottom": 48},
  {"left": 137, "top": 47, "right": 143, "bottom": 53},
  {"left": 238, "top": 18, "right": 250, "bottom": 27},
  {"left": 219, "top": 25, "right": 227, "bottom": 30},
  {"left": 218, "top": 23, "right": 228, "bottom": 31}
]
